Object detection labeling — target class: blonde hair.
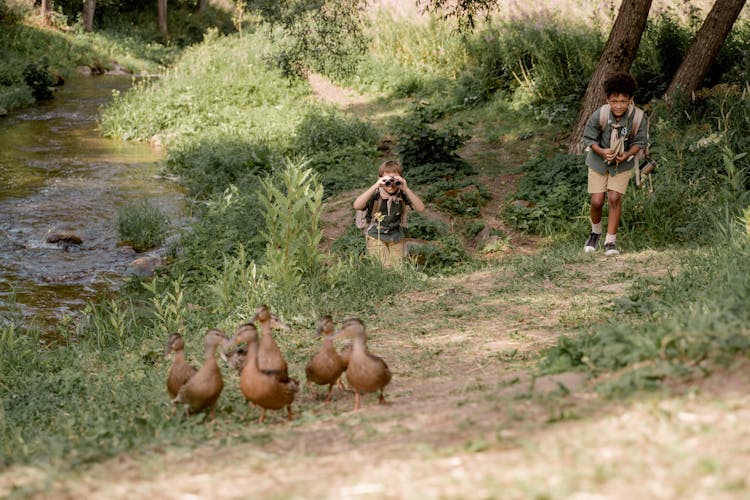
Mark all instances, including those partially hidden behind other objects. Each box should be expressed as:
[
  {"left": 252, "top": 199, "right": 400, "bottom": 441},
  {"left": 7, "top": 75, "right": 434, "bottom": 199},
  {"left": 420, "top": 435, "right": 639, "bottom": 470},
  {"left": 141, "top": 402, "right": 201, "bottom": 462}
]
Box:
[{"left": 378, "top": 160, "right": 403, "bottom": 177}]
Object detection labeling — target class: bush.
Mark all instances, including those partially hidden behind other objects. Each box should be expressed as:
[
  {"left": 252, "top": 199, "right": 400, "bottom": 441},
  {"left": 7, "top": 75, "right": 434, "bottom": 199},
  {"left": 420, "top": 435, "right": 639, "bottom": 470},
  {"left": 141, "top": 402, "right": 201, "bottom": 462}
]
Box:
[
  {"left": 117, "top": 201, "right": 170, "bottom": 252},
  {"left": 291, "top": 110, "right": 380, "bottom": 196},
  {"left": 406, "top": 212, "right": 448, "bottom": 241},
  {"left": 502, "top": 153, "right": 586, "bottom": 235},
  {"left": 22, "top": 59, "right": 54, "bottom": 101},
  {"left": 394, "top": 104, "right": 473, "bottom": 184}
]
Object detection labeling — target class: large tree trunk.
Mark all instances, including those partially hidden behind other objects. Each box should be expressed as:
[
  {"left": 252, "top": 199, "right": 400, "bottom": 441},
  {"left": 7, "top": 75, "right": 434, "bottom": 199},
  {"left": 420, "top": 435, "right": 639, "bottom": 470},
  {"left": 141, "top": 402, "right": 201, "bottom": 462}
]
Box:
[
  {"left": 83, "top": 0, "right": 96, "bottom": 32},
  {"left": 568, "top": 0, "right": 653, "bottom": 154},
  {"left": 664, "top": 0, "right": 747, "bottom": 98},
  {"left": 158, "top": 0, "right": 168, "bottom": 38},
  {"left": 195, "top": 0, "right": 208, "bottom": 13},
  {"left": 40, "top": 0, "right": 51, "bottom": 25}
]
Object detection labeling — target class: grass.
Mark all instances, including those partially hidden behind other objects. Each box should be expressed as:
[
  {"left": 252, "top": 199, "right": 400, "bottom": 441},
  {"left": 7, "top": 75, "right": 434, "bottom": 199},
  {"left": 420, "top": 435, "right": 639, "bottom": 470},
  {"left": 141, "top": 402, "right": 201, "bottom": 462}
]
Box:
[
  {"left": 117, "top": 201, "right": 171, "bottom": 252},
  {"left": 2, "top": 1, "right": 750, "bottom": 496}
]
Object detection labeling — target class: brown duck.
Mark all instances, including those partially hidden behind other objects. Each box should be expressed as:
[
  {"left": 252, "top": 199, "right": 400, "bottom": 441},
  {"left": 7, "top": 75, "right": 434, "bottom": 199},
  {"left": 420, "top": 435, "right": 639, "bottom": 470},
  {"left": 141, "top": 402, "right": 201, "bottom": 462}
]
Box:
[
  {"left": 165, "top": 333, "right": 197, "bottom": 405},
  {"left": 334, "top": 318, "right": 392, "bottom": 411},
  {"left": 251, "top": 304, "right": 291, "bottom": 377},
  {"left": 305, "top": 315, "right": 346, "bottom": 402},
  {"left": 227, "top": 323, "right": 299, "bottom": 423},
  {"left": 172, "top": 328, "right": 227, "bottom": 419}
]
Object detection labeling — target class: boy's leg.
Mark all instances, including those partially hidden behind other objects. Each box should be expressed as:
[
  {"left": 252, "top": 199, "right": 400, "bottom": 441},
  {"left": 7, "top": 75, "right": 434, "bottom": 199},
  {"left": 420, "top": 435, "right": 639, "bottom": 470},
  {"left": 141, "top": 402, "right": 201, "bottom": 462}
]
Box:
[
  {"left": 586, "top": 168, "right": 606, "bottom": 252},
  {"left": 365, "top": 236, "right": 389, "bottom": 266},
  {"left": 603, "top": 169, "right": 632, "bottom": 256},
  {"left": 386, "top": 240, "right": 406, "bottom": 267}
]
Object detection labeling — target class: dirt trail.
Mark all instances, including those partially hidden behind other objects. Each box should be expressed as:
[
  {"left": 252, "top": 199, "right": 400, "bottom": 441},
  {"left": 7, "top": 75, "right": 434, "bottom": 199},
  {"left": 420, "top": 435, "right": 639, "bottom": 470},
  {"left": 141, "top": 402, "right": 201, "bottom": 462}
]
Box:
[{"left": 5, "top": 73, "right": 750, "bottom": 499}]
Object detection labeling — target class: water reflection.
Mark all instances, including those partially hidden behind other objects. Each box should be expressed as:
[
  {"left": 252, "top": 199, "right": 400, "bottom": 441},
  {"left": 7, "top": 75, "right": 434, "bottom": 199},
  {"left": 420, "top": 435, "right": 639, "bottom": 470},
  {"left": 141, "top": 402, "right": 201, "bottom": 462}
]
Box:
[{"left": 0, "top": 75, "right": 186, "bottom": 330}]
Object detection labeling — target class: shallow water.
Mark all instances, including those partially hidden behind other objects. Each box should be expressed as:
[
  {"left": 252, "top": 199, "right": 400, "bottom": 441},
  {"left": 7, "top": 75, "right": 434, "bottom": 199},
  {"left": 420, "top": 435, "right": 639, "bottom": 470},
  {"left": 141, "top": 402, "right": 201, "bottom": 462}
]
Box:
[{"left": 0, "top": 75, "right": 186, "bottom": 332}]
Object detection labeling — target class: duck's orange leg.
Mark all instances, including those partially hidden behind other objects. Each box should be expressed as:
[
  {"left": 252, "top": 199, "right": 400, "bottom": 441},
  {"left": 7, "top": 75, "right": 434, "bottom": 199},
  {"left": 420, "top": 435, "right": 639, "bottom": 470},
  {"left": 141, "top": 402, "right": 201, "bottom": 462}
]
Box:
[
  {"left": 324, "top": 384, "right": 334, "bottom": 403},
  {"left": 378, "top": 390, "right": 387, "bottom": 405}
]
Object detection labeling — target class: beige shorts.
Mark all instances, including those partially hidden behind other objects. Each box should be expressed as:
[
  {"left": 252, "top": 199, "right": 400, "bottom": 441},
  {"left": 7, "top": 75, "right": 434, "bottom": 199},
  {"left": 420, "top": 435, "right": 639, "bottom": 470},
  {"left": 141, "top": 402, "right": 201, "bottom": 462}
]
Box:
[
  {"left": 588, "top": 167, "right": 632, "bottom": 195},
  {"left": 366, "top": 236, "right": 405, "bottom": 267}
]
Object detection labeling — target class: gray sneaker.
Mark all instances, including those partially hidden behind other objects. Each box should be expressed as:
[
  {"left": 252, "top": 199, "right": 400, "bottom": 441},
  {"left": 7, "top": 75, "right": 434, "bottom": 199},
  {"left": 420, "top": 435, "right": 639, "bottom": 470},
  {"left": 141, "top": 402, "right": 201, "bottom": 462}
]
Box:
[
  {"left": 604, "top": 242, "right": 620, "bottom": 256},
  {"left": 584, "top": 232, "right": 601, "bottom": 253}
]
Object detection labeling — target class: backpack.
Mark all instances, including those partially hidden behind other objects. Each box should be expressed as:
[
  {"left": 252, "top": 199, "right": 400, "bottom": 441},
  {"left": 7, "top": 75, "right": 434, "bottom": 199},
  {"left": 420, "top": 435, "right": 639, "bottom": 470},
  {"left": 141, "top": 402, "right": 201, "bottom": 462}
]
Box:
[
  {"left": 354, "top": 191, "right": 409, "bottom": 232},
  {"left": 597, "top": 103, "right": 654, "bottom": 191}
]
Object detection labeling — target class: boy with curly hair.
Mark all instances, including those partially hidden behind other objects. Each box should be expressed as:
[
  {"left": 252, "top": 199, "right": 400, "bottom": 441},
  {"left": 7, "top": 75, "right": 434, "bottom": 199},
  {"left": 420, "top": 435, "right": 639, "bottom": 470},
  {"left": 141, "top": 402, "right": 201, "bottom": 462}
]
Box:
[{"left": 581, "top": 72, "right": 649, "bottom": 256}]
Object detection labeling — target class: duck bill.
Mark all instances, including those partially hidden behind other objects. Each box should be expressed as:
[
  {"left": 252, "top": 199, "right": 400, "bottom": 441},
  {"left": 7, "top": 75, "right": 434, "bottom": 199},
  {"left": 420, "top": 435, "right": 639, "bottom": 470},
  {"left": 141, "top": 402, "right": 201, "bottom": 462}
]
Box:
[
  {"left": 270, "top": 315, "right": 291, "bottom": 331},
  {"left": 332, "top": 328, "right": 350, "bottom": 341},
  {"left": 224, "top": 334, "right": 240, "bottom": 350}
]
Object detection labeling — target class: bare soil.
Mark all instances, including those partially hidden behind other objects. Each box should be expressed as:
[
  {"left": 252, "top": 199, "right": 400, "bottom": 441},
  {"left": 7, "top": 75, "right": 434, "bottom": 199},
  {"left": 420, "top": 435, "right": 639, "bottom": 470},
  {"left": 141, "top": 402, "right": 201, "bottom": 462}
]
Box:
[{"left": 3, "top": 73, "right": 749, "bottom": 500}]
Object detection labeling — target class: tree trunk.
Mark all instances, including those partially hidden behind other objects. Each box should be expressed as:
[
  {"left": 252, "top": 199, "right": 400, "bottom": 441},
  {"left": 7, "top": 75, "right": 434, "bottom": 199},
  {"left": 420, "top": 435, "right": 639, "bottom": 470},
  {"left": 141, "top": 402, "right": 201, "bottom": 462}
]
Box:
[
  {"left": 158, "top": 0, "right": 168, "bottom": 38},
  {"left": 568, "top": 0, "right": 653, "bottom": 154},
  {"left": 195, "top": 0, "right": 208, "bottom": 13},
  {"left": 83, "top": 0, "right": 96, "bottom": 32},
  {"left": 40, "top": 0, "right": 51, "bottom": 25},
  {"left": 664, "top": 0, "right": 747, "bottom": 98}
]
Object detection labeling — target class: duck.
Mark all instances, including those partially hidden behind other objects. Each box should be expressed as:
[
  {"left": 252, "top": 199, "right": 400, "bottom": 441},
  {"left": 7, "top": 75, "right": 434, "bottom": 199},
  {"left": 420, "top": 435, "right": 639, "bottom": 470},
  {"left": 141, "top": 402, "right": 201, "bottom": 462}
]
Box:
[
  {"left": 333, "top": 318, "right": 392, "bottom": 411},
  {"left": 305, "top": 315, "right": 346, "bottom": 402},
  {"left": 165, "top": 333, "right": 197, "bottom": 407},
  {"left": 172, "top": 328, "right": 227, "bottom": 419},
  {"left": 227, "top": 322, "right": 299, "bottom": 423},
  {"left": 250, "top": 304, "right": 291, "bottom": 377},
  {"left": 222, "top": 343, "right": 248, "bottom": 374}
]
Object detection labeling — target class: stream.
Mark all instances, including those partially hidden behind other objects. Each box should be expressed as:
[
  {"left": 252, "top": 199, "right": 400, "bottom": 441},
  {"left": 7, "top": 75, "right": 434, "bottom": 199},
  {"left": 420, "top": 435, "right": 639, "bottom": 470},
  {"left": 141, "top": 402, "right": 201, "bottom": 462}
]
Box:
[{"left": 0, "top": 74, "right": 186, "bottom": 333}]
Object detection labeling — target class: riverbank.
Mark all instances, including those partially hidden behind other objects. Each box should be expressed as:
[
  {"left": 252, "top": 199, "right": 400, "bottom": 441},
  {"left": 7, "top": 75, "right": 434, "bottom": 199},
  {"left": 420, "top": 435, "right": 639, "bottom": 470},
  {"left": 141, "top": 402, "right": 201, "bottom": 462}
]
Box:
[{"left": 0, "top": 74, "right": 185, "bottom": 330}]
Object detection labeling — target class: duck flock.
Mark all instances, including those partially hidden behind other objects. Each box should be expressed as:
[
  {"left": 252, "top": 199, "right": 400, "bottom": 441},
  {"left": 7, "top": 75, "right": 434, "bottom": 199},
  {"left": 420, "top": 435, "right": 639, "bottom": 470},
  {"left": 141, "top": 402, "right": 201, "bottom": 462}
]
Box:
[{"left": 165, "top": 305, "right": 392, "bottom": 422}]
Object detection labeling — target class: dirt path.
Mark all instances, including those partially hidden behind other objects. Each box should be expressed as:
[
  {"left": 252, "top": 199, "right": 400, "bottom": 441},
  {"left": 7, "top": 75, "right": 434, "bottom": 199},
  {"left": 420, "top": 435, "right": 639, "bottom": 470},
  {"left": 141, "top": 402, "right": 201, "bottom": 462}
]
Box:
[{"left": 5, "top": 73, "right": 750, "bottom": 499}]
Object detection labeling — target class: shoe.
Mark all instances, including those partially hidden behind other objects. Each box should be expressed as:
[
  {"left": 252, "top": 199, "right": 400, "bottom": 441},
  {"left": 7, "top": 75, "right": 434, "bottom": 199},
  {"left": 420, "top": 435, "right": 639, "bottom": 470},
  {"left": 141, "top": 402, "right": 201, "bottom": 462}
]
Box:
[
  {"left": 584, "top": 232, "right": 601, "bottom": 253},
  {"left": 604, "top": 242, "right": 620, "bottom": 256}
]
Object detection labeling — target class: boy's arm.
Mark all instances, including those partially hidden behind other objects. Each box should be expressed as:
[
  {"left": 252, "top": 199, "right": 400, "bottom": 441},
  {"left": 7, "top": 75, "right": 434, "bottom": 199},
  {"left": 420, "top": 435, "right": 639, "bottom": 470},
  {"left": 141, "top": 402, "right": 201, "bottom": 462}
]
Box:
[
  {"left": 353, "top": 182, "right": 380, "bottom": 210},
  {"left": 583, "top": 108, "right": 618, "bottom": 163},
  {"left": 397, "top": 178, "right": 425, "bottom": 212}
]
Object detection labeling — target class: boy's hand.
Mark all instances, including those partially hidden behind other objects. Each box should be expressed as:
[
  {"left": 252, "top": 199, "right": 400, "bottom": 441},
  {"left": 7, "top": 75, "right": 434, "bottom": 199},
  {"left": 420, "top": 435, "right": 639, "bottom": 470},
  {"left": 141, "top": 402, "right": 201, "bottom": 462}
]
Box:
[
  {"left": 602, "top": 148, "right": 617, "bottom": 164},
  {"left": 392, "top": 175, "right": 407, "bottom": 189}
]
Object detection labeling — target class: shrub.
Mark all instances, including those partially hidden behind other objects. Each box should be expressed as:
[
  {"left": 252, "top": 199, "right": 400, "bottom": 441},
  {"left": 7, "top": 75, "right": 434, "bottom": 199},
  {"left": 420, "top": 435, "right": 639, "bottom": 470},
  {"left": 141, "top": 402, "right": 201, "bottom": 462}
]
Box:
[
  {"left": 394, "top": 104, "right": 473, "bottom": 184},
  {"left": 502, "top": 153, "right": 586, "bottom": 235},
  {"left": 116, "top": 201, "right": 170, "bottom": 252},
  {"left": 22, "top": 59, "right": 54, "bottom": 101},
  {"left": 406, "top": 212, "right": 448, "bottom": 241}
]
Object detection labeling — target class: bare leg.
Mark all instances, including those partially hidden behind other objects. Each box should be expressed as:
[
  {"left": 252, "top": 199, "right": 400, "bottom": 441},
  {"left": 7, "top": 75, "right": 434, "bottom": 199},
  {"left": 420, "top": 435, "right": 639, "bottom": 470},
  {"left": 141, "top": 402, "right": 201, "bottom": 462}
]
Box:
[
  {"left": 590, "top": 192, "right": 605, "bottom": 224},
  {"left": 354, "top": 391, "right": 361, "bottom": 411},
  {"left": 287, "top": 405, "right": 294, "bottom": 421},
  {"left": 606, "top": 190, "right": 623, "bottom": 235},
  {"left": 259, "top": 408, "right": 266, "bottom": 424}
]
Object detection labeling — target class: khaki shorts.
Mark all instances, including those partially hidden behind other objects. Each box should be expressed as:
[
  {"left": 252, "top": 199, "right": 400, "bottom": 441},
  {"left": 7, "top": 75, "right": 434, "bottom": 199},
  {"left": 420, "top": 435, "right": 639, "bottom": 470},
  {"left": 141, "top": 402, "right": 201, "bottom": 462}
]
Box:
[
  {"left": 588, "top": 167, "right": 632, "bottom": 195},
  {"left": 366, "top": 236, "right": 405, "bottom": 268}
]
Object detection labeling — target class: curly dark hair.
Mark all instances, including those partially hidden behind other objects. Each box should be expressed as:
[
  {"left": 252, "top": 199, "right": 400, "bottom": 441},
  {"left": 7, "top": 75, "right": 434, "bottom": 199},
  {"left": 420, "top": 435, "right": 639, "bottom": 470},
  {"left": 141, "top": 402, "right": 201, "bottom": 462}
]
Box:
[{"left": 603, "top": 72, "right": 637, "bottom": 98}]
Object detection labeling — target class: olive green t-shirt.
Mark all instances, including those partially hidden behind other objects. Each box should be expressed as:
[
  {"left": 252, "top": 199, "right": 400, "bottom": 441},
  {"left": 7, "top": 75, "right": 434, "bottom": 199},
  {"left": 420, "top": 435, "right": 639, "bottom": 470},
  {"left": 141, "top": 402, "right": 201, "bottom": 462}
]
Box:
[{"left": 364, "top": 191, "right": 413, "bottom": 243}]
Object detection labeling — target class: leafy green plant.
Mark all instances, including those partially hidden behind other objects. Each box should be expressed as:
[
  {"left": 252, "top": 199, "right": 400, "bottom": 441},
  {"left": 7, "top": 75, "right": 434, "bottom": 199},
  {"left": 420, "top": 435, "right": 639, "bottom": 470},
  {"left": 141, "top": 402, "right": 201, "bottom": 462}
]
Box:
[
  {"left": 22, "top": 59, "right": 54, "bottom": 101},
  {"left": 502, "top": 153, "right": 586, "bottom": 236},
  {"left": 425, "top": 180, "right": 491, "bottom": 216},
  {"left": 406, "top": 212, "right": 448, "bottom": 241},
  {"left": 78, "top": 298, "right": 134, "bottom": 349},
  {"left": 394, "top": 104, "right": 473, "bottom": 184},
  {"left": 258, "top": 158, "right": 326, "bottom": 303},
  {"left": 142, "top": 276, "right": 189, "bottom": 339},
  {"left": 117, "top": 201, "right": 170, "bottom": 252},
  {"left": 408, "top": 235, "right": 470, "bottom": 274}
]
